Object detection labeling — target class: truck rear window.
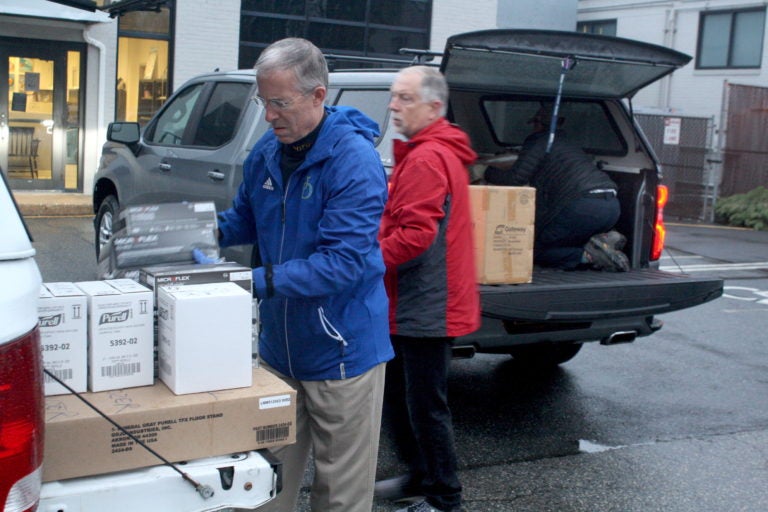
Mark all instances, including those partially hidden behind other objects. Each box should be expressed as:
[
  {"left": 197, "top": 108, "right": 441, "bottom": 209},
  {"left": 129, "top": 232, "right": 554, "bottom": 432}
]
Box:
[{"left": 460, "top": 97, "right": 628, "bottom": 157}]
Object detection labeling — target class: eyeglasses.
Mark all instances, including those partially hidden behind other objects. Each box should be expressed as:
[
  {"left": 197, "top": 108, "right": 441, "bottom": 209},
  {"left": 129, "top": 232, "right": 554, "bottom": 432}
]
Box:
[{"left": 252, "top": 92, "right": 308, "bottom": 111}]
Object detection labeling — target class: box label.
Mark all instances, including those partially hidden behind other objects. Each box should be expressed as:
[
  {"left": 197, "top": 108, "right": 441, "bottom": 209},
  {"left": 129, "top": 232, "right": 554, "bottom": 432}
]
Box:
[{"left": 259, "top": 394, "right": 292, "bottom": 410}]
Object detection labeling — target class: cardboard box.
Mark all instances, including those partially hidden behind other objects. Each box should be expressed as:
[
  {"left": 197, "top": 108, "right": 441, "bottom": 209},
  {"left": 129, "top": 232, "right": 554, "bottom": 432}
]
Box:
[
  {"left": 38, "top": 283, "right": 88, "bottom": 395},
  {"left": 157, "top": 283, "right": 253, "bottom": 395},
  {"left": 97, "top": 202, "right": 220, "bottom": 280},
  {"left": 110, "top": 228, "right": 219, "bottom": 269},
  {"left": 120, "top": 201, "right": 217, "bottom": 235},
  {"left": 76, "top": 279, "right": 154, "bottom": 392},
  {"left": 140, "top": 262, "right": 253, "bottom": 301},
  {"left": 469, "top": 185, "right": 535, "bottom": 284},
  {"left": 42, "top": 366, "right": 296, "bottom": 482}
]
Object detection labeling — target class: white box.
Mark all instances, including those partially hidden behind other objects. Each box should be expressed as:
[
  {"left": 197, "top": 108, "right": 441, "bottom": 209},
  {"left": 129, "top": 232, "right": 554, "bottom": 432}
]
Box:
[
  {"left": 38, "top": 282, "right": 88, "bottom": 395},
  {"left": 157, "top": 282, "right": 252, "bottom": 395},
  {"left": 76, "top": 279, "right": 154, "bottom": 392},
  {"left": 139, "top": 262, "right": 255, "bottom": 377}
]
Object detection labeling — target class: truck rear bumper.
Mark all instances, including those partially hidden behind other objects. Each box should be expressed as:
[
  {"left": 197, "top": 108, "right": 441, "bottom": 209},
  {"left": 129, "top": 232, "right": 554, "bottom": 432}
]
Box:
[
  {"left": 39, "top": 450, "right": 278, "bottom": 512},
  {"left": 453, "top": 268, "right": 722, "bottom": 353}
]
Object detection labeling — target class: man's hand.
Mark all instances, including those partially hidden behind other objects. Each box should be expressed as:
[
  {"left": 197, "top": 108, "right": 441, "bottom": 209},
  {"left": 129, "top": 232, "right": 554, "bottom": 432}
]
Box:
[{"left": 192, "top": 248, "right": 222, "bottom": 265}]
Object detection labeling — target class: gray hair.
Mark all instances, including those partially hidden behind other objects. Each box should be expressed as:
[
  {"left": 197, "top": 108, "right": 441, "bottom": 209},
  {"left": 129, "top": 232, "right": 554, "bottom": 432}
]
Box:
[
  {"left": 255, "top": 38, "right": 329, "bottom": 93},
  {"left": 400, "top": 65, "right": 448, "bottom": 116}
]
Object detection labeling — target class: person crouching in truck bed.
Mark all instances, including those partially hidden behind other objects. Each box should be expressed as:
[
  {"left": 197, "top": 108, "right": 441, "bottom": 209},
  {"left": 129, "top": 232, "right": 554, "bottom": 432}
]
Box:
[{"left": 484, "top": 102, "right": 629, "bottom": 272}]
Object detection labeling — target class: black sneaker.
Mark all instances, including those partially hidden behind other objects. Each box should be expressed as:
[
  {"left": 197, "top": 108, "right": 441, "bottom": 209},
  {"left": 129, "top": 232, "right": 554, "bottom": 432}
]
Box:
[
  {"left": 375, "top": 474, "right": 422, "bottom": 501},
  {"left": 395, "top": 499, "right": 462, "bottom": 512},
  {"left": 589, "top": 230, "right": 627, "bottom": 251},
  {"left": 584, "top": 237, "right": 630, "bottom": 272}
]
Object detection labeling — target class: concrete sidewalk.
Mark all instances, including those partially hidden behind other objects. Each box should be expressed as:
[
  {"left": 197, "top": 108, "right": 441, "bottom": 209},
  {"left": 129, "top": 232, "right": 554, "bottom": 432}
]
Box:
[{"left": 14, "top": 191, "right": 93, "bottom": 217}]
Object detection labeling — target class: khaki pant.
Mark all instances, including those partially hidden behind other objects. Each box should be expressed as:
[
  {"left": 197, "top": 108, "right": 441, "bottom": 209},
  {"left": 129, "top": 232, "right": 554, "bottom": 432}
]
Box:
[{"left": 260, "top": 362, "right": 386, "bottom": 512}]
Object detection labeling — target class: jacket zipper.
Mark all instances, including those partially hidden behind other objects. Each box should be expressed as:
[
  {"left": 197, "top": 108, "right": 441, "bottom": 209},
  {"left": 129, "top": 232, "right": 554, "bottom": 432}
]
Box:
[{"left": 280, "top": 175, "right": 292, "bottom": 377}]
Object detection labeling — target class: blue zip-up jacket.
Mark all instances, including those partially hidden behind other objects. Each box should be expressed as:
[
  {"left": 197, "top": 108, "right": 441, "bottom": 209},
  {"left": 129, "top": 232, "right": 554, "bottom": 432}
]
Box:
[{"left": 217, "top": 106, "right": 393, "bottom": 381}]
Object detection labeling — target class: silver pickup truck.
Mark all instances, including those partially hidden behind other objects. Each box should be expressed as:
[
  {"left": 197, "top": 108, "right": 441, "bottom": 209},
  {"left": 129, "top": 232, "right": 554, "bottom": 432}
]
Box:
[{"left": 93, "top": 29, "right": 723, "bottom": 369}]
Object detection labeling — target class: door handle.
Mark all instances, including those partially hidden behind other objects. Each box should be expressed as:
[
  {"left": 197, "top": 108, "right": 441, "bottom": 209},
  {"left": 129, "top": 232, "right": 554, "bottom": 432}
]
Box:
[
  {"left": 207, "top": 170, "right": 225, "bottom": 181},
  {"left": 159, "top": 162, "right": 172, "bottom": 171}
]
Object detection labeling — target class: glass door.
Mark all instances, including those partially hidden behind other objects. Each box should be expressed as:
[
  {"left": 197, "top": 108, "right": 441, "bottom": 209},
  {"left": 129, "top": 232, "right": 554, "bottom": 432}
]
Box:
[{"left": 0, "top": 41, "right": 80, "bottom": 191}]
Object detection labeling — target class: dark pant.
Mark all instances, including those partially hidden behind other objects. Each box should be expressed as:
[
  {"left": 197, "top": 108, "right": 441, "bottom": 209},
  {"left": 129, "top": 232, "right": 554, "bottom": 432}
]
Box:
[
  {"left": 535, "top": 195, "right": 620, "bottom": 269},
  {"left": 384, "top": 335, "right": 461, "bottom": 511}
]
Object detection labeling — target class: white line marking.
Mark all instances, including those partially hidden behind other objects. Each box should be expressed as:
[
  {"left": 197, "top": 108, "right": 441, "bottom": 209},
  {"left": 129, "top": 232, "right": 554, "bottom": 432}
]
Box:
[{"left": 660, "top": 262, "right": 768, "bottom": 272}]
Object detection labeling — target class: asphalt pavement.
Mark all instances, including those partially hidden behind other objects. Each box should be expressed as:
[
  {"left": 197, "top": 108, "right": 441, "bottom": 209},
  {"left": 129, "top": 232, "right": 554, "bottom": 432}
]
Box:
[{"left": 20, "top": 203, "right": 768, "bottom": 512}]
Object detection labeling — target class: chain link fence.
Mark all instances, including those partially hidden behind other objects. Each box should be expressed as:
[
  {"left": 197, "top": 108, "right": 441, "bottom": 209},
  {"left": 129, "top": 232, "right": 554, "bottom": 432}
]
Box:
[{"left": 636, "top": 114, "right": 717, "bottom": 222}]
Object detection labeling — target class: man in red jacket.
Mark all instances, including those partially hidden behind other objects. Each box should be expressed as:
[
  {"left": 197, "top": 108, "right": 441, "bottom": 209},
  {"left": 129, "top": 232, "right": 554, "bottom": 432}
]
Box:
[{"left": 378, "top": 65, "right": 481, "bottom": 512}]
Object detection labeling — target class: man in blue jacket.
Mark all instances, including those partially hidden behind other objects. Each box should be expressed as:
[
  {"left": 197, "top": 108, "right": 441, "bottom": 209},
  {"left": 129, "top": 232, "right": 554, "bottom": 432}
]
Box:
[{"left": 216, "top": 38, "right": 393, "bottom": 512}]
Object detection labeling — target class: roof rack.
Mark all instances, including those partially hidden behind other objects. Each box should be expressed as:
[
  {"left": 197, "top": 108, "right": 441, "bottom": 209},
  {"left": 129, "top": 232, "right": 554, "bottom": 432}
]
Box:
[
  {"left": 324, "top": 49, "right": 441, "bottom": 70},
  {"left": 398, "top": 48, "right": 443, "bottom": 65},
  {"left": 325, "top": 54, "right": 415, "bottom": 70}
]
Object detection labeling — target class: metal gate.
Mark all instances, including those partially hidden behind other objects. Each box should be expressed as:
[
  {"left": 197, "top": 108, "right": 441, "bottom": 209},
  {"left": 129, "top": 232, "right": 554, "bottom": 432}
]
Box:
[
  {"left": 635, "top": 113, "right": 717, "bottom": 222},
  {"left": 720, "top": 82, "right": 768, "bottom": 198}
]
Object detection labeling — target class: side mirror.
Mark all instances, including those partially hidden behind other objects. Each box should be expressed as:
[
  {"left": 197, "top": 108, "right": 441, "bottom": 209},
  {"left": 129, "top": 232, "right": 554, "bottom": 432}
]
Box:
[{"left": 107, "top": 122, "right": 140, "bottom": 145}]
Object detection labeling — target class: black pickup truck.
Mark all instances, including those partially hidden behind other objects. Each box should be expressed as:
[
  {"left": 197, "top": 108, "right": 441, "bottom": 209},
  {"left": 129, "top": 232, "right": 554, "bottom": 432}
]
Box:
[{"left": 92, "top": 29, "right": 723, "bottom": 367}]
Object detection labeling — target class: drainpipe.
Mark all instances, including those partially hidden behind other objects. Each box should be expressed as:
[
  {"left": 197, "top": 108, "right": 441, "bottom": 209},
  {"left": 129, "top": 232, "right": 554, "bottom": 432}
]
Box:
[
  {"left": 82, "top": 25, "right": 107, "bottom": 189},
  {"left": 661, "top": 7, "right": 679, "bottom": 110}
]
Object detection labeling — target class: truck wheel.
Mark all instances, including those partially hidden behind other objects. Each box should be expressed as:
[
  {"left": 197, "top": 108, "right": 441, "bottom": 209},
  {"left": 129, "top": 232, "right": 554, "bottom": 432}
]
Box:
[
  {"left": 94, "top": 195, "right": 121, "bottom": 259},
  {"left": 508, "top": 343, "right": 583, "bottom": 367}
]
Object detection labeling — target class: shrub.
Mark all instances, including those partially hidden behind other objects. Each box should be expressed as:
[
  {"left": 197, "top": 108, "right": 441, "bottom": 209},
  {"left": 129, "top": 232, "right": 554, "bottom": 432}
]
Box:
[{"left": 714, "top": 186, "right": 768, "bottom": 230}]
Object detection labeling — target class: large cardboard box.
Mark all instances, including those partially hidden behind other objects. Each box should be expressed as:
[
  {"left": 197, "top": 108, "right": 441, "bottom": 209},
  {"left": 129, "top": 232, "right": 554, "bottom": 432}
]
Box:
[
  {"left": 42, "top": 366, "right": 296, "bottom": 482},
  {"left": 76, "top": 279, "right": 154, "bottom": 392},
  {"left": 38, "top": 282, "right": 88, "bottom": 395},
  {"left": 469, "top": 185, "right": 535, "bottom": 284},
  {"left": 157, "top": 283, "right": 253, "bottom": 395}
]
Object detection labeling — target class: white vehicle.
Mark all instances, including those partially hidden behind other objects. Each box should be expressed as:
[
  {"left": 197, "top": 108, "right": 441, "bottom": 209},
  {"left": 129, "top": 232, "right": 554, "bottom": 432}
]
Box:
[
  {"left": 0, "top": 172, "right": 280, "bottom": 512},
  {"left": 0, "top": 172, "right": 44, "bottom": 512}
]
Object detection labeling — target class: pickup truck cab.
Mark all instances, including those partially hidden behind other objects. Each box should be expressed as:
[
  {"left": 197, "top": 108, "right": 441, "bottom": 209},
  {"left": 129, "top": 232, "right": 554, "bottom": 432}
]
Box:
[{"left": 92, "top": 29, "right": 723, "bottom": 372}]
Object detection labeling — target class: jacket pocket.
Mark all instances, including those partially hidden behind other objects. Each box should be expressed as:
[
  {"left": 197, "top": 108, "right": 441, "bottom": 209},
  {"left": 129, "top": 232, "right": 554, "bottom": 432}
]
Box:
[{"left": 317, "top": 306, "right": 349, "bottom": 350}]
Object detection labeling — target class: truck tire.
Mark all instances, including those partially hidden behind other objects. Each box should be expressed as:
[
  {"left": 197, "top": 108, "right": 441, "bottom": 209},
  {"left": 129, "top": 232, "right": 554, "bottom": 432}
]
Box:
[
  {"left": 94, "top": 195, "right": 121, "bottom": 260},
  {"left": 508, "top": 342, "right": 583, "bottom": 367}
]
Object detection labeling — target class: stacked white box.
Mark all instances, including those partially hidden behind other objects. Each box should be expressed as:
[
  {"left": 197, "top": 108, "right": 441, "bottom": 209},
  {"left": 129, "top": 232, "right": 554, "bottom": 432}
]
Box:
[
  {"left": 76, "top": 279, "right": 154, "bottom": 392},
  {"left": 139, "top": 262, "right": 255, "bottom": 376},
  {"left": 157, "top": 282, "right": 252, "bottom": 395},
  {"left": 38, "top": 282, "right": 88, "bottom": 395}
]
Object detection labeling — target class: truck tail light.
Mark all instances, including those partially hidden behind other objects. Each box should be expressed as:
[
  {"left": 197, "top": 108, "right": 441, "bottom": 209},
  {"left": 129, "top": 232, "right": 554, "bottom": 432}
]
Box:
[
  {"left": 651, "top": 184, "right": 668, "bottom": 262},
  {"left": 0, "top": 328, "right": 44, "bottom": 512}
]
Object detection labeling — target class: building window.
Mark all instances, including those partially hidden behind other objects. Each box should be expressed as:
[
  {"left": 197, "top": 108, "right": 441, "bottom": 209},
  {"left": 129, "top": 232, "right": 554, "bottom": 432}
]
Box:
[
  {"left": 239, "top": 0, "right": 431, "bottom": 69},
  {"left": 577, "top": 19, "right": 617, "bottom": 37},
  {"left": 109, "top": 1, "right": 174, "bottom": 123},
  {"left": 697, "top": 8, "right": 765, "bottom": 69}
]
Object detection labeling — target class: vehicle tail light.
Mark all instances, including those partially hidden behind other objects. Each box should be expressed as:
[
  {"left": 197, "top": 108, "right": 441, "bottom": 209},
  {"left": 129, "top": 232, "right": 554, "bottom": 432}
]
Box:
[
  {"left": 0, "top": 328, "right": 44, "bottom": 512},
  {"left": 651, "top": 184, "right": 668, "bottom": 261}
]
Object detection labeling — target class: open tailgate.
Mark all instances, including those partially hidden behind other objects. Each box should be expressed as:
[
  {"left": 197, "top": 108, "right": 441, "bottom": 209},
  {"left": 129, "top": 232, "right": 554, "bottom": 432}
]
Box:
[
  {"left": 480, "top": 268, "right": 723, "bottom": 321},
  {"left": 441, "top": 29, "right": 692, "bottom": 99}
]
